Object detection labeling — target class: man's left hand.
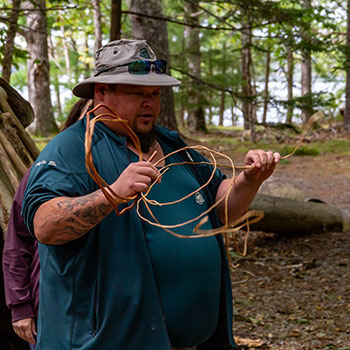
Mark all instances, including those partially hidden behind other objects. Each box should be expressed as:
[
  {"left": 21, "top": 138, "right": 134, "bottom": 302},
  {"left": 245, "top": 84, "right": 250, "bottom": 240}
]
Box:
[{"left": 243, "top": 150, "right": 281, "bottom": 184}]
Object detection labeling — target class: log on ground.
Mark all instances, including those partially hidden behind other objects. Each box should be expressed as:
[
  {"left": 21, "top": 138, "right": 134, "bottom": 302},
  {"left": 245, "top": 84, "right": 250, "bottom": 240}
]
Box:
[{"left": 248, "top": 193, "right": 343, "bottom": 234}]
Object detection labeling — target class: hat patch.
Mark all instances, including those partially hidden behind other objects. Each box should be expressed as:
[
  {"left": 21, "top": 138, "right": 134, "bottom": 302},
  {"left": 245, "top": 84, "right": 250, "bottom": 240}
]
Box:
[{"left": 140, "top": 48, "right": 150, "bottom": 59}]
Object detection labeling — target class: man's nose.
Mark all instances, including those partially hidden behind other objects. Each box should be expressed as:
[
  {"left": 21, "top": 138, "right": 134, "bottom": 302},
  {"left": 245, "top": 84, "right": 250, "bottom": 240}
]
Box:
[{"left": 142, "top": 94, "right": 158, "bottom": 105}]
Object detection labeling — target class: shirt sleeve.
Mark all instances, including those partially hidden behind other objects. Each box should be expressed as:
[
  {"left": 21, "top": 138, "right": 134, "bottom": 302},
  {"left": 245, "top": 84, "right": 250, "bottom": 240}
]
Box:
[
  {"left": 21, "top": 131, "right": 92, "bottom": 238},
  {"left": 2, "top": 168, "right": 37, "bottom": 322}
]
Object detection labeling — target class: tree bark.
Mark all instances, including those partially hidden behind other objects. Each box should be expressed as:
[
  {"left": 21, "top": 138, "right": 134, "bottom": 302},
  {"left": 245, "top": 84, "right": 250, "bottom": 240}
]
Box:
[
  {"left": 344, "top": 0, "right": 350, "bottom": 131},
  {"left": 219, "top": 42, "right": 227, "bottom": 126},
  {"left": 184, "top": 0, "right": 206, "bottom": 133},
  {"left": 92, "top": 0, "right": 102, "bottom": 53},
  {"left": 0, "top": 81, "right": 35, "bottom": 350},
  {"left": 248, "top": 194, "right": 343, "bottom": 235},
  {"left": 110, "top": 0, "right": 122, "bottom": 41},
  {"left": 23, "top": 0, "right": 58, "bottom": 136},
  {"left": 60, "top": 21, "right": 71, "bottom": 77},
  {"left": 286, "top": 42, "right": 294, "bottom": 124},
  {"left": 262, "top": 31, "right": 271, "bottom": 124},
  {"left": 1, "top": 0, "right": 21, "bottom": 83},
  {"left": 127, "top": 0, "right": 178, "bottom": 131},
  {"left": 241, "top": 22, "right": 255, "bottom": 141},
  {"left": 0, "top": 79, "right": 39, "bottom": 234},
  {"left": 300, "top": 0, "right": 313, "bottom": 123}
]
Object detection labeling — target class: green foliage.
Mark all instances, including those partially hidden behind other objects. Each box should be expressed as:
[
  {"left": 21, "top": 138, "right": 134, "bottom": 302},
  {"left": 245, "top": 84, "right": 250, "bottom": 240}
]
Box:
[
  {"left": 0, "top": 0, "right": 349, "bottom": 133},
  {"left": 280, "top": 145, "right": 320, "bottom": 157}
]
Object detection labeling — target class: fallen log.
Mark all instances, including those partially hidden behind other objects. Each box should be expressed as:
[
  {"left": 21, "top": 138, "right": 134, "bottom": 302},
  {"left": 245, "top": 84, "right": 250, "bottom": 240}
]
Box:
[{"left": 248, "top": 193, "right": 343, "bottom": 234}]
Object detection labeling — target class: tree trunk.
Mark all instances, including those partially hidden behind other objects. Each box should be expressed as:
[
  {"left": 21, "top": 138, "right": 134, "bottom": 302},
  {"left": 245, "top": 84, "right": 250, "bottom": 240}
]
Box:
[
  {"left": 23, "top": 0, "right": 58, "bottom": 136},
  {"left": 219, "top": 42, "right": 227, "bottom": 126},
  {"left": 248, "top": 194, "right": 343, "bottom": 235},
  {"left": 344, "top": 0, "right": 350, "bottom": 131},
  {"left": 110, "top": 0, "right": 122, "bottom": 41},
  {"left": 241, "top": 26, "right": 251, "bottom": 129},
  {"left": 92, "top": 0, "right": 102, "bottom": 53},
  {"left": 1, "top": 0, "right": 21, "bottom": 83},
  {"left": 184, "top": 0, "right": 206, "bottom": 133},
  {"left": 179, "top": 32, "right": 186, "bottom": 128},
  {"left": 127, "top": 0, "right": 178, "bottom": 131},
  {"left": 241, "top": 23, "right": 255, "bottom": 141},
  {"left": 60, "top": 21, "right": 71, "bottom": 77},
  {"left": 301, "top": 0, "right": 313, "bottom": 123},
  {"left": 83, "top": 36, "right": 91, "bottom": 79},
  {"left": 286, "top": 42, "right": 294, "bottom": 124},
  {"left": 262, "top": 31, "right": 271, "bottom": 124}
]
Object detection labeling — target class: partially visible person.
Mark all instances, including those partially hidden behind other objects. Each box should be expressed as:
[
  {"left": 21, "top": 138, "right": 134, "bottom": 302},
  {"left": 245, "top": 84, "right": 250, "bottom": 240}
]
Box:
[{"left": 2, "top": 98, "right": 91, "bottom": 349}]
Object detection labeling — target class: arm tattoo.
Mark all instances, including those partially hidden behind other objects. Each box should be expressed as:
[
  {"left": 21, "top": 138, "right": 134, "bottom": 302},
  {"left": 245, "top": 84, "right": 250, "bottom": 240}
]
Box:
[{"left": 40, "top": 191, "right": 113, "bottom": 244}]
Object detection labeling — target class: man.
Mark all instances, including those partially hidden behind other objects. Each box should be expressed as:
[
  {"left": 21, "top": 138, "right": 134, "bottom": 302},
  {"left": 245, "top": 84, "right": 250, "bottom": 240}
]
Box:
[
  {"left": 3, "top": 98, "right": 91, "bottom": 350},
  {"left": 22, "top": 39, "right": 280, "bottom": 350}
]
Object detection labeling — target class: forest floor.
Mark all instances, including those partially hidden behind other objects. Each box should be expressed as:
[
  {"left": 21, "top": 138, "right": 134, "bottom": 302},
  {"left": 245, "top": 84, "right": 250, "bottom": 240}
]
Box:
[{"left": 194, "top": 125, "right": 350, "bottom": 350}]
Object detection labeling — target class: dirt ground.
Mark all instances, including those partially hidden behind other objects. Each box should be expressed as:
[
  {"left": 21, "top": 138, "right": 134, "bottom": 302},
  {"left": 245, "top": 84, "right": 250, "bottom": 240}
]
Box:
[{"left": 227, "top": 153, "right": 350, "bottom": 349}]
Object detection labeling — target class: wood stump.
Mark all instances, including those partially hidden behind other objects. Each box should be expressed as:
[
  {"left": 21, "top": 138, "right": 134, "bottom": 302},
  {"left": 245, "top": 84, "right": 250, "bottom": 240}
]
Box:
[
  {"left": 0, "top": 79, "right": 39, "bottom": 349},
  {"left": 0, "top": 78, "right": 39, "bottom": 237}
]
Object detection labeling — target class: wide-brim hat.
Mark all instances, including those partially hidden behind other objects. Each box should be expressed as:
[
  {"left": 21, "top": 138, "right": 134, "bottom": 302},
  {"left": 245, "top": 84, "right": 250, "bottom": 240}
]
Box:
[{"left": 73, "top": 39, "right": 181, "bottom": 99}]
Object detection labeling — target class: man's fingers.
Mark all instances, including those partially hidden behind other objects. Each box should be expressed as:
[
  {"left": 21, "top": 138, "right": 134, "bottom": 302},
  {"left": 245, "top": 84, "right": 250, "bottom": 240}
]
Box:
[
  {"left": 25, "top": 328, "right": 36, "bottom": 345},
  {"left": 273, "top": 152, "right": 281, "bottom": 163}
]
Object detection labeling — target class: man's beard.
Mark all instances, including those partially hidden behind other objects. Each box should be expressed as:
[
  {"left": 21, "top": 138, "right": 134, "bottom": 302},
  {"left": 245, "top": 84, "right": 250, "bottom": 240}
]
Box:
[{"left": 131, "top": 126, "right": 157, "bottom": 153}]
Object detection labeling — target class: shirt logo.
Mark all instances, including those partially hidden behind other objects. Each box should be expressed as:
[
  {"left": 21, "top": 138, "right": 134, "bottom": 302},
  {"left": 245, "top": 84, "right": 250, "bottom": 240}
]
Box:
[
  {"left": 195, "top": 192, "right": 205, "bottom": 205},
  {"left": 35, "top": 160, "right": 57, "bottom": 167},
  {"left": 35, "top": 160, "right": 47, "bottom": 167}
]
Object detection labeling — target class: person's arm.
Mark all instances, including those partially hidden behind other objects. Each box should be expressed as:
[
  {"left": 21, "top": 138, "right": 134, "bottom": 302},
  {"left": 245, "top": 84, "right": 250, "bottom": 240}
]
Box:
[
  {"left": 34, "top": 160, "right": 161, "bottom": 245},
  {"left": 216, "top": 150, "right": 280, "bottom": 223},
  {"left": 2, "top": 168, "right": 38, "bottom": 344}
]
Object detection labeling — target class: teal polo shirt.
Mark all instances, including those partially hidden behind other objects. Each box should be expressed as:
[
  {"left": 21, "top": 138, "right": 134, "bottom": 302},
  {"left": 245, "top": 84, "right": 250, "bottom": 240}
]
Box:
[{"left": 131, "top": 141, "right": 222, "bottom": 347}]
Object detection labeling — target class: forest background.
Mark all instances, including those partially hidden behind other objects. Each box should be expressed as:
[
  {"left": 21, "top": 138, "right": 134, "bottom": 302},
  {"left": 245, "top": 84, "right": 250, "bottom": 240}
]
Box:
[
  {"left": 1, "top": 1, "right": 350, "bottom": 349},
  {"left": 1, "top": 0, "right": 350, "bottom": 140}
]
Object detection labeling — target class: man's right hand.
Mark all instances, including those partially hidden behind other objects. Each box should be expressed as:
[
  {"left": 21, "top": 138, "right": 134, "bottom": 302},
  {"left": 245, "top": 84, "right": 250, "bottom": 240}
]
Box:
[
  {"left": 111, "top": 161, "right": 161, "bottom": 199},
  {"left": 12, "top": 317, "right": 36, "bottom": 345}
]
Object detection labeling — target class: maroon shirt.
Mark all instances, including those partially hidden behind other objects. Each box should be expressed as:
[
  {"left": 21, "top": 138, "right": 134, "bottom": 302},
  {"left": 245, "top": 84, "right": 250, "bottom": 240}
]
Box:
[{"left": 2, "top": 167, "right": 39, "bottom": 322}]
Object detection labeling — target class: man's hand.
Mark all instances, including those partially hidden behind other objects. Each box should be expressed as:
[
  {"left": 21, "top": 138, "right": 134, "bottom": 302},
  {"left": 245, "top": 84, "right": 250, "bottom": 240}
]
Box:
[
  {"left": 216, "top": 150, "right": 280, "bottom": 224},
  {"left": 111, "top": 161, "right": 161, "bottom": 199},
  {"left": 243, "top": 150, "right": 281, "bottom": 184},
  {"left": 12, "top": 317, "right": 36, "bottom": 345}
]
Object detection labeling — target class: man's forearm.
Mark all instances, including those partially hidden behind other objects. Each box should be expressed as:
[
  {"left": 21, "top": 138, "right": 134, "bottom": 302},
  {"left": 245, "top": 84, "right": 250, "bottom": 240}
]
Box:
[
  {"left": 33, "top": 190, "right": 114, "bottom": 245},
  {"left": 216, "top": 174, "right": 261, "bottom": 224}
]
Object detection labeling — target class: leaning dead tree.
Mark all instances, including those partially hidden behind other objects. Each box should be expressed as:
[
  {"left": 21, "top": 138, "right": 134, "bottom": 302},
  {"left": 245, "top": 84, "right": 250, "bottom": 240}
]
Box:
[{"left": 0, "top": 78, "right": 40, "bottom": 236}]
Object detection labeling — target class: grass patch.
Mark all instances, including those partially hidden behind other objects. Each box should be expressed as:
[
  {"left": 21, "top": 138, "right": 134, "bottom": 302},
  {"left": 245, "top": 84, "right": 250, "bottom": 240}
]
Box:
[
  {"left": 280, "top": 145, "right": 320, "bottom": 157},
  {"left": 314, "top": 140, "right": 350, "bottom": 155}
]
